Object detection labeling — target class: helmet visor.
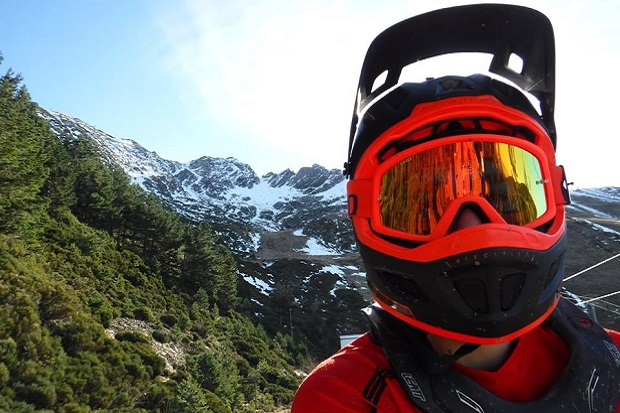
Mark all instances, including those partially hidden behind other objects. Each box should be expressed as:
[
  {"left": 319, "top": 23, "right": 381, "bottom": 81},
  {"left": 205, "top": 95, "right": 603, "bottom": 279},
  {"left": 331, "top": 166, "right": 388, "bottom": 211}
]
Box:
[{"left": 379, "top": 138, "right": 548, "bottom": 236}]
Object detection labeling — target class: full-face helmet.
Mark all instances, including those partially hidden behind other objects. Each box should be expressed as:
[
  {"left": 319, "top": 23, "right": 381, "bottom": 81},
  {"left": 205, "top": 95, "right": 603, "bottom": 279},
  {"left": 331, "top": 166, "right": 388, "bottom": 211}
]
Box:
[{"left": 346, "top": 4, "right": 571, "bottom": 344}]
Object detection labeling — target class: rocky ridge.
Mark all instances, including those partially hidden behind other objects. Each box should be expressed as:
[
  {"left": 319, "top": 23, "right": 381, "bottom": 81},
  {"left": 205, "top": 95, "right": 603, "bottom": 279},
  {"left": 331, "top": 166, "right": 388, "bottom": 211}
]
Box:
[{"left": 38, "top": 107, "right": 620, "bottom": 353}]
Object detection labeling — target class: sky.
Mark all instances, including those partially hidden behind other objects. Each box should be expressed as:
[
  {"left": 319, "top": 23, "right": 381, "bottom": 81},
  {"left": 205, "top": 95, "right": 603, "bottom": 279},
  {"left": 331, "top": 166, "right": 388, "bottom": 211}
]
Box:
[{"left": 1, "top": 0, "right": 619, "bottom": 188}]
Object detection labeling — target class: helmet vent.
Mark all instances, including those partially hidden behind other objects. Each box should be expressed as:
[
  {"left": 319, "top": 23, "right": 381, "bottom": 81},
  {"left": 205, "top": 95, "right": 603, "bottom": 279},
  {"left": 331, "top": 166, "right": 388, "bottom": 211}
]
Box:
[
  {"left": 499, "top": 273, "right": 526, "bottom": 311},
  {"left": 454, "top": 279, "right": 488, "bottom": 314},
  {"left": 544, "top": 253, "right": 565, "bottom": 289},
  {"left": 377, "top": 269, "right": 429, "bottom": 303},
  {"left": 386, "top": 87, "right": 408, "bottom": 110}
]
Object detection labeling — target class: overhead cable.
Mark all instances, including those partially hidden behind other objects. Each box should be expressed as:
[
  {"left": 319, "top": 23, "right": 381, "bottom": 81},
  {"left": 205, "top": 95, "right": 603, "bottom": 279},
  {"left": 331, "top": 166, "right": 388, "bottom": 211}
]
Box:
[
  {"left": 563, "top": 251, "right": 620, "bottom": 282},
  {"left": 579, "top": 290, "right": 620, "bottom": 305}
]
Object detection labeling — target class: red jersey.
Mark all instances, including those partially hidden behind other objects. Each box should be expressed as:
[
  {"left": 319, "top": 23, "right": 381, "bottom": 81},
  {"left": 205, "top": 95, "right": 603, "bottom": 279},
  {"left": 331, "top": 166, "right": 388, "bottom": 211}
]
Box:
[{"left": 292, "top": 326, "right": 620, "bottom": 412}]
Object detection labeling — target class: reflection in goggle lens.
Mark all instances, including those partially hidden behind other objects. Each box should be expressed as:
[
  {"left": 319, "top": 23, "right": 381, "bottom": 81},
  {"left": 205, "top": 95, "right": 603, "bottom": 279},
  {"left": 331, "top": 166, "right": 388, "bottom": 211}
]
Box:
[{"left": 380, "top": 141, "right": 547, "bottom": 235}]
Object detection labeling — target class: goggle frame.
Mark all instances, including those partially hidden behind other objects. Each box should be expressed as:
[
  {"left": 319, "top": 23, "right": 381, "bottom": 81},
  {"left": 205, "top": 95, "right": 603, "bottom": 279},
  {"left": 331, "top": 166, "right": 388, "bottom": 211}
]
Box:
[{"left": 347, "top": 96, "right": 570, "bottom": 256}]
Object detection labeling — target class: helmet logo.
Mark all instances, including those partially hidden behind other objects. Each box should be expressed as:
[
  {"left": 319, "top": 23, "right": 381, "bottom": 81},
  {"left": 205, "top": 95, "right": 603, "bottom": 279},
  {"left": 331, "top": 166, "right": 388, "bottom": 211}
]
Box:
[
  {"left": 400, "top": 373, "right": 426, "bottom": 402},
  {"left": 443, "top": 249, "right": 537, "bottom": 271}
]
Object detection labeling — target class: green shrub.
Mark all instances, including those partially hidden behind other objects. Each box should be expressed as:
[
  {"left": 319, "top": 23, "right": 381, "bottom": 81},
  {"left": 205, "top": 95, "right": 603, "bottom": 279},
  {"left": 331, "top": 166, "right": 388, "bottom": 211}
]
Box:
[
  {"left": 204, "top": 389, "right": 232, "bottom": 413},
  {"left": 160, "top": 314, "right": 178, "bottom": 327},
  {"left": 14, "top": 381, "right": 57, "bottom": 409},
  {"left": 134, "top": 345, "right": 166, "bottom": 378},
  {"left": 59, "top": 402, "right": 90, "bottom": 413},
  {"left": 151, "top": 330, "right": 170, "bottom": 343},
  {"left": 114, "top": 331, "right": 150, "bottom": 344},
  {"left": 0, "top": 362, "right": 8, "bottom": 385},
  {"left": 133, "top": 307, "right": 154, "bottom": 322}
]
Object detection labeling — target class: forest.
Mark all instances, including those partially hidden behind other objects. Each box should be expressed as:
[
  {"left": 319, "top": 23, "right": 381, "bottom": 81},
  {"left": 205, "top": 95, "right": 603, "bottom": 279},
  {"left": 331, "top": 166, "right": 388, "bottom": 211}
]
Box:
[{"left": 0, "top": 53, "right": 309, "bottom": 412}]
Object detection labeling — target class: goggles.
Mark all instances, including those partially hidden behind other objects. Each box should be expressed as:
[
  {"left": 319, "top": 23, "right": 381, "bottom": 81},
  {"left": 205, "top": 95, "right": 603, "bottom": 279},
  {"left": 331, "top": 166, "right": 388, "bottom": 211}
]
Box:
[{"left": 348, "top": 133, "right": 564, "bottom": 241}]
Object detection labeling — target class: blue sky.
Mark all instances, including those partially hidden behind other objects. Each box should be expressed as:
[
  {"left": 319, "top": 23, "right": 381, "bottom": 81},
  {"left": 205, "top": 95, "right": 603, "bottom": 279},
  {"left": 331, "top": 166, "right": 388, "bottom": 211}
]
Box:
[{"left": 1, "top": 0, "right": 619, "bottom": 188}]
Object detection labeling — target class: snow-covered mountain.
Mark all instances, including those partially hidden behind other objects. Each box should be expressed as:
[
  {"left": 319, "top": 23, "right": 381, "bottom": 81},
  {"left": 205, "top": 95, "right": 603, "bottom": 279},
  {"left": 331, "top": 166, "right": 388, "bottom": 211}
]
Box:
[
  {"left": 38, "top": 107, "right": 369, "bottom": 354},
  {"left": 38, "top": 107, "right": 356, "bottom": 256},
  {"left": 568, "top": 187, "right": 620, "bottom": 237},
  {"left": 37, "top": 106, "right": 620, "bottom": 350}
]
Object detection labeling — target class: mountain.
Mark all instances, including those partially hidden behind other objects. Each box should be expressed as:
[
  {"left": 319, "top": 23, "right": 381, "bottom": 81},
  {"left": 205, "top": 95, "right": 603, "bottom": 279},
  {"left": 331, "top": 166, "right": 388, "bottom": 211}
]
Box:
[
  {"left": 37, "top": 107, "right": 620, "bottom": 351},
  {"left": 2, "top": 73, "right": 319, "bottom": 412},
  {"left": 38, "top": 108, "right": 355, "bottom": 252},
  {"left": 38, "top": 107, "right": 368, "bottom": 358}
]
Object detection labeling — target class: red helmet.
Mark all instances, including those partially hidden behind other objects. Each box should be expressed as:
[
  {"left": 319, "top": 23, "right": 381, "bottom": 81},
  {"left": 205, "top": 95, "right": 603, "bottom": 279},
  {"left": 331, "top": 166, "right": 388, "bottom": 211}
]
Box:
[{"left": 345, "top": 5, "right": 571, "bottom": 344}]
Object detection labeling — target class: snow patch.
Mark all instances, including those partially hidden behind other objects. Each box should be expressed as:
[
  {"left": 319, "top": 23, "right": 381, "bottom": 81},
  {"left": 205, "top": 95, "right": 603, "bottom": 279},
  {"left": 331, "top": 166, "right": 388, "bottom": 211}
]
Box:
[
  {"left": 300, "top": 237, "right": 339, "bottom": 256},
  {"left": 242, "top": 274, "right": 273, "bottom": 295},
  {"left": 321, "top": 265, "right": 345, "bottom": 276},
  {"left": 573, "top": 218, "right": 620, "bottom": 237},
  {"left": 568, "top": 203, "right": 615, "bottom": 220}
]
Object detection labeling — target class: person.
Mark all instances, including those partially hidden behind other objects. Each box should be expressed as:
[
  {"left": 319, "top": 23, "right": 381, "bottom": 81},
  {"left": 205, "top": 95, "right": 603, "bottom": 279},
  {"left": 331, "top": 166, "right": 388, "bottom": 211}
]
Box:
[{"left": 291, "top": 4, "right": 620, "bottom": 412}]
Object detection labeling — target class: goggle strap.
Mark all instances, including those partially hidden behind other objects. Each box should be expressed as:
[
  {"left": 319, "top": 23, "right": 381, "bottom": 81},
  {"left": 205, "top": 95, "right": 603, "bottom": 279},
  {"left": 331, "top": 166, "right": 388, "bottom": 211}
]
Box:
[{"left": 553, "top": 165, "right": 571, "bottom": 205}]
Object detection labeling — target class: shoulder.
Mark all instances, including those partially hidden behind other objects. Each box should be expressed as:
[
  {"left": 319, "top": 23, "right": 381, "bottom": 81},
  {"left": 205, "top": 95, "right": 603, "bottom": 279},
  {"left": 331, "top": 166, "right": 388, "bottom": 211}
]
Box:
[
  {"left": 602, "top": 329, "right": 620, "bottom": 413},
  {"left": 291, "top": 333, "right": 415, "bottom": 413},
  {"left": 604, "top": 328, "right": 620, "bottom": 347},
  {"left": 291, "top": 333, "right": 385, "bottom": 413}
]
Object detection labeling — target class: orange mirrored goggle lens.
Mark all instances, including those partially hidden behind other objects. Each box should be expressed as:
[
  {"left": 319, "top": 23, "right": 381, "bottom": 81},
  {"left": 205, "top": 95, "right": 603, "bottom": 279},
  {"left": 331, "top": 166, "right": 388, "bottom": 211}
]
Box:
[{"left": 379, "top": 140, "right": 548, "bottom": 235}]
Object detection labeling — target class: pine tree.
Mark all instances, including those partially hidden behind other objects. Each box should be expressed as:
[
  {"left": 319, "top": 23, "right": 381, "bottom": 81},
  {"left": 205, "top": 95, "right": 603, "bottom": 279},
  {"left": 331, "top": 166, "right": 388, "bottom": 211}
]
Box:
[
  {"left": 69, "top": 138, "right": 118, "bottom": 228},
  {"left": 182, "top": 224, "right": 239, "bottom": 313},
  {"left": 40, "top": 135, "right": 77, "bottom": 216},
  {"left": 0, "top": 59, "right": 54, "bottom": 238}
]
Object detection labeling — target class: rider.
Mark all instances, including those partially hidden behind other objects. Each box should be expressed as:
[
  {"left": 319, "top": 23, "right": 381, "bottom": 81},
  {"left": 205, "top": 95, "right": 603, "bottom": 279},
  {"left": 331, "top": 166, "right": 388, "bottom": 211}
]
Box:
[{"left": 292, "top": 4, "right": 620, "bottom": 412}]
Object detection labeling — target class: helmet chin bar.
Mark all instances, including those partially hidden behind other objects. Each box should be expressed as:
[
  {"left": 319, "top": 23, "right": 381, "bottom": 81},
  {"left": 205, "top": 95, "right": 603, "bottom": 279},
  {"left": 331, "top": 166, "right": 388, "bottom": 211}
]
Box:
[{"left": 361, "top": 233, "right": 566, "bottom": 344}]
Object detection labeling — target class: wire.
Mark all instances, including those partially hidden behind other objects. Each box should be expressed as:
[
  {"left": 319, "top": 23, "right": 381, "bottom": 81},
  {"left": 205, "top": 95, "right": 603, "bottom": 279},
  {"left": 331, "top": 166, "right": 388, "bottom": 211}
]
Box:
[
  {"left": 588, "top": 302, "right": 620, "bottom": 317},
  {"left": 579, "top": 290, "right": 620, "bottom": 305},
  {"left": 596, "top": 299, "right": 620, "bottom": 311},
  {"left": 563, "top": 251, "right": 620, "bottom": 282},
  {"left": 587, "top": 297, "right": 620, "bottom": 310}
]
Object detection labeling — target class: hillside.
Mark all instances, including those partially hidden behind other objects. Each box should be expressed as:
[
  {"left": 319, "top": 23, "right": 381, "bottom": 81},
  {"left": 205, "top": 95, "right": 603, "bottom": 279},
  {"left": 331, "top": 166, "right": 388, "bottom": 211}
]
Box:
[
  {"left": 0, "top": 62, "right": 304, "bottom": 413},
  {"left": 1, "top": 55, "right": 619, "bottom": 412},
  {"left": 35, "top": 103, "right": 620, "bottom": 357}
]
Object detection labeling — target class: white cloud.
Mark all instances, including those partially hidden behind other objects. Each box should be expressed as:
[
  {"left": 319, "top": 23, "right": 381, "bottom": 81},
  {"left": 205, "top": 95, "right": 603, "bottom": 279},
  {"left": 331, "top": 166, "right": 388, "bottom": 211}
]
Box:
[{"left": 154, "top": 0, "right": 620, "bottom": 186}]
